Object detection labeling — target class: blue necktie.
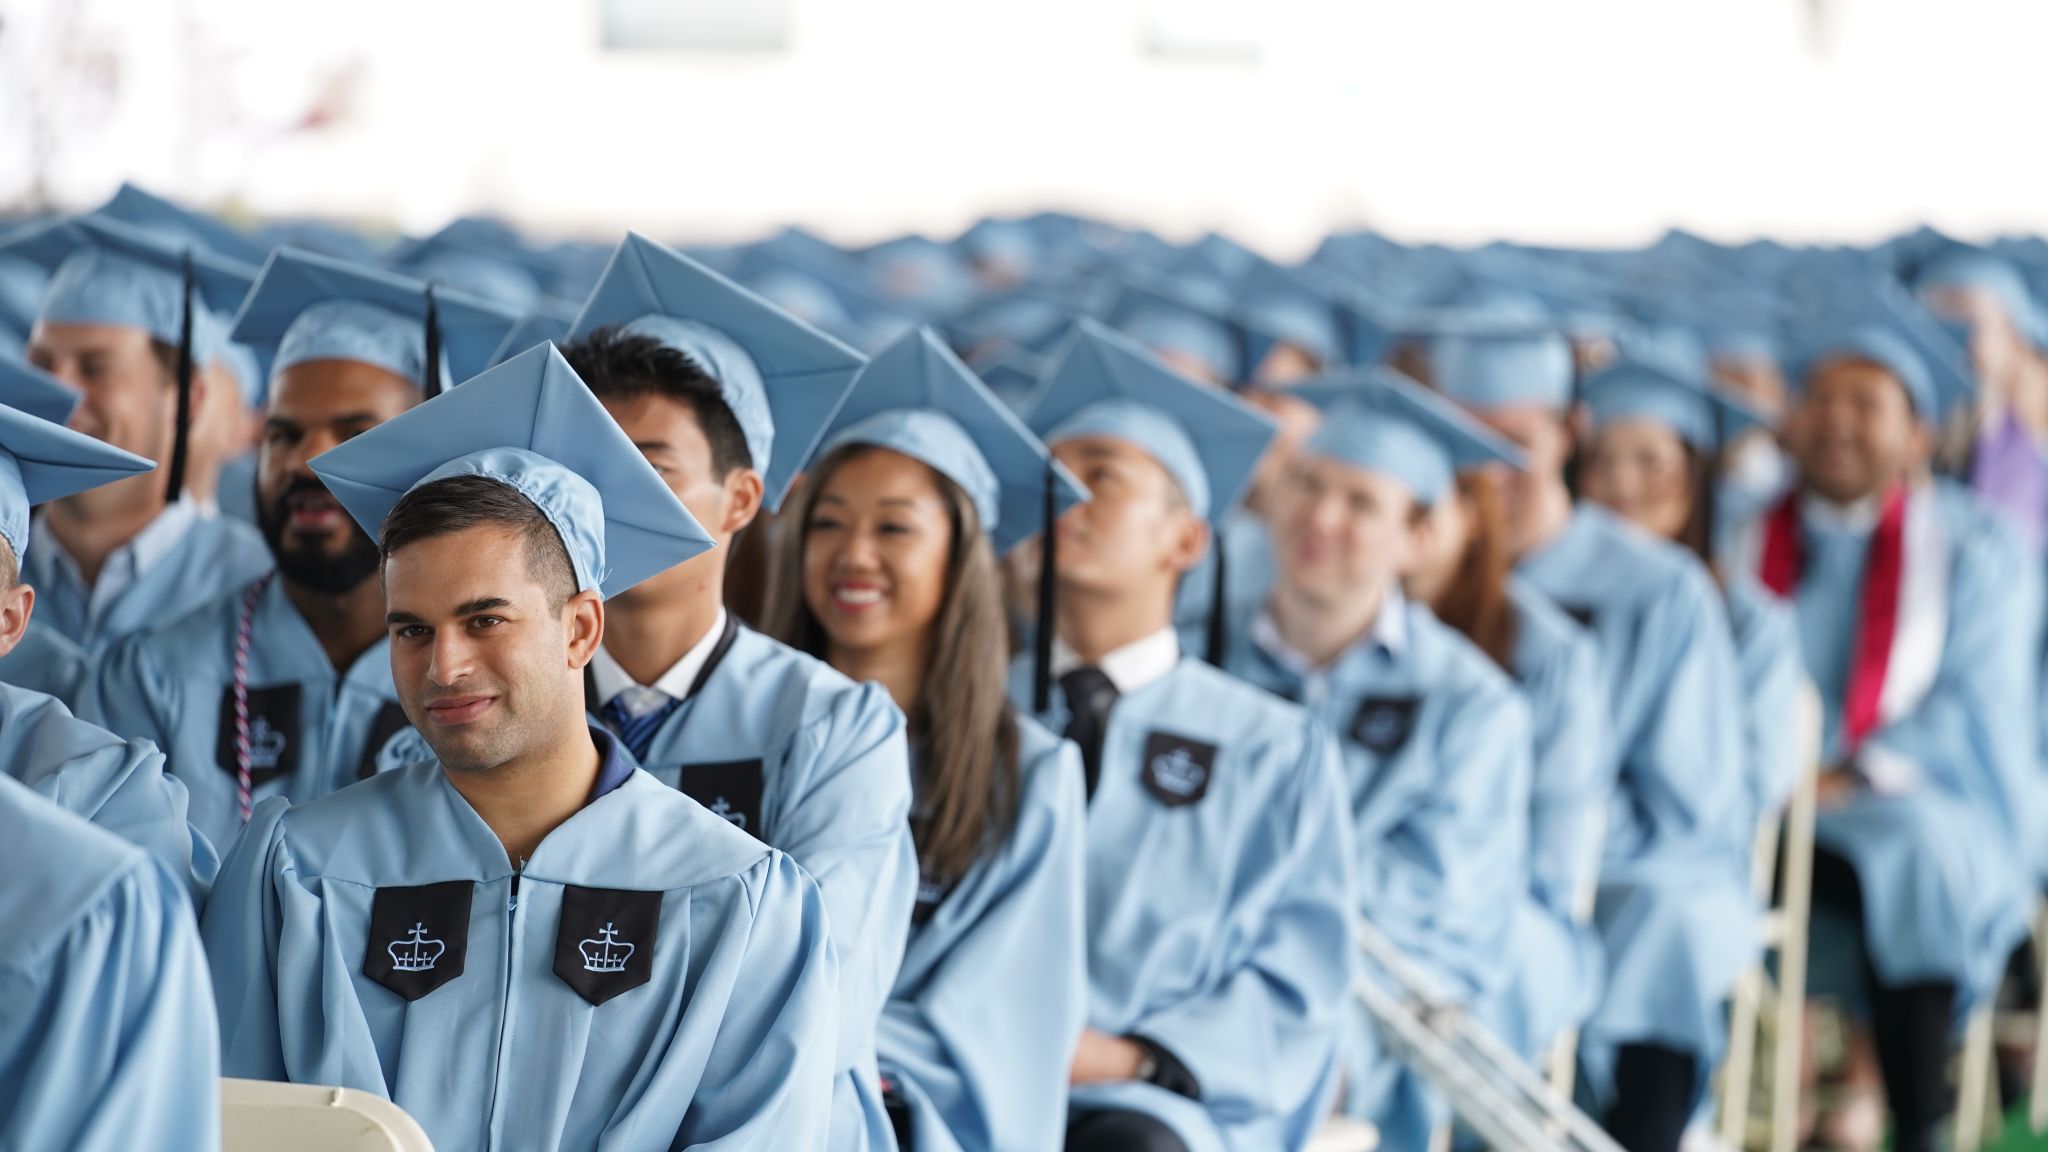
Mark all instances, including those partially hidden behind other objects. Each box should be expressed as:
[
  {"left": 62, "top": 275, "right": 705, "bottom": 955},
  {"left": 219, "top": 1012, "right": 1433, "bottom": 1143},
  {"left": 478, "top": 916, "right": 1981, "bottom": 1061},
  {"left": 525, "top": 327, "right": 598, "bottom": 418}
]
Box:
[{"left": 601, "top": 696, "right": 682, "bottom": 763}]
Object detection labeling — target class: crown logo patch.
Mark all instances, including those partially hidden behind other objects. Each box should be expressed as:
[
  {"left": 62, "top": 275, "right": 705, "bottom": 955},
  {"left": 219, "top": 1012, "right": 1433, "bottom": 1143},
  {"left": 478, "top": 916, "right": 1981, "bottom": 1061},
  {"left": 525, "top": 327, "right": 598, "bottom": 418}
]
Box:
[
  {"left": 554, "top": 886, "right": 662, "bottom": 1005},
  {"left": 579, "top": 923, "right": 636, "bottom": 974},
  {"left": 388, "top": 923, "right": 445, "bottom": 972}
]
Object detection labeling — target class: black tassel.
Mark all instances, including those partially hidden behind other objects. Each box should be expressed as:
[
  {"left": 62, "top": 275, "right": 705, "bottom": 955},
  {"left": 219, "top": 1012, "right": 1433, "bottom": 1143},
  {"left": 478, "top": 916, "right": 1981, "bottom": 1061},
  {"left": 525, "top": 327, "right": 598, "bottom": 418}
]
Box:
[
  {"left": 1032, "top": 462, "right": 1058, "bottom": 715},
  {"left": 422, "top": 282, "right": 443, "bottom": 398},
  {"left": 162, "top": 250, "right": 196, "bottom": 500},
  {"left": 1204, "top": 530, "right": 1228, "bottom": 666}
]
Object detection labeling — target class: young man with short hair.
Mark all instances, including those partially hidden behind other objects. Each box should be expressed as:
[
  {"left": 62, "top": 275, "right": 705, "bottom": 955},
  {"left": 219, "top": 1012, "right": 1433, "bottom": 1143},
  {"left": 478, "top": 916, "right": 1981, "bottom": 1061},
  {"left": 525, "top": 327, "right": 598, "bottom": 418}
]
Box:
[{"left": 202, "top": 345, "right": 840, "bottom": 1152}]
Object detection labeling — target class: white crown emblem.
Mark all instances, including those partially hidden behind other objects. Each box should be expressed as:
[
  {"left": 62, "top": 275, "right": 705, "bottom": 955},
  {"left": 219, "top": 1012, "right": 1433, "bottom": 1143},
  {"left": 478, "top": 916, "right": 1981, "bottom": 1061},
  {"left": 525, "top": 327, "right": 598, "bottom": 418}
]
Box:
[
  {"left": 1150, "top": 748, "right": 1205, "bottom": 796},
  {"left": 708, "top": 796, "right": 747, "bottom": 831},
  {"left": 388, "top": 923, "right": 445, "bottom": 972},
  {"left": 580, "top": 923, "right": 635, "bottom": 973},
  {"left": 248, "top": 716, "right": 288, "bottom": 772}
]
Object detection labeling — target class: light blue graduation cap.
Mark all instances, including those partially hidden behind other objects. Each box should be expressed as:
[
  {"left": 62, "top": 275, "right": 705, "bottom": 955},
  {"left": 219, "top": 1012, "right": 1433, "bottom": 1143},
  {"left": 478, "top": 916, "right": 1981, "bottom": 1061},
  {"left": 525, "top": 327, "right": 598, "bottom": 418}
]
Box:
[
  {"left": 1, "top": 214, "right": 257, "bottom": 365},
  {"left": 1791, "top": 281, "right": 1974, "bottom": 421},
  {"left": 862, "top": 235, "right": 978, "bottom": 315},
  {"left": 0, "top": 403, "right": 153, "bottom": 564},
  {"left": 232, "top": 248, "right": 521, "bottom": 397},
  {"left": 1425, "top": 315, "right": 1577, "bottom": 412},
  {"left": 1581, "top": 354, "right": 1767, "bottom": 451},
  {"left": 389, "top": 218, "right": 547, "bottom": 312},
  {"left": 1288, "top": 365, "right": 1524, "bottom": 505},
  {"left": 812, "top": 328, "right": 1087, "bottom": 556},
  {"left": 1910, "top": 247, "right": 2040, "bottom": 341},
  {"left": 308, "top": 343, "right": 714, "bottom": 599},
  {"left": 957, "top": 218, "right": 1040, "bottom": 281},
  {"left": 1023, "top": 319, "right": 1278, "bottom": 670},
  {"left": 1024, "top": 319, "right": 1276, "bottom": 522},
  {"left": 568, "top": 232, "right": 868, "bottom": 511},
  {"left": 91, "top": 182, "right": 269, "bottom": 267},
  {"left": 1234, "top": 259, "right": 1342, "bottom": 371},
  {"left": 488, "top": 300, "right": 580, "bottom": 368},
  {"left": 3, "top": 213, "right": 259, "bottom": 496},
  {"left": 1104, "top": 276, "right": 1246, "bottom": 386},
  {"left": 0, "top": 358, "right": 83, "bottom": 427}
]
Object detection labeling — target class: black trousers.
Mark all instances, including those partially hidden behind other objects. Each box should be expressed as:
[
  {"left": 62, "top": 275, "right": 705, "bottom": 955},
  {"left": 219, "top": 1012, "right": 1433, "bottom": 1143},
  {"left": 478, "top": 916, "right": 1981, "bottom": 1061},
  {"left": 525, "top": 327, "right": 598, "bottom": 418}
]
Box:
[
  {"left": 1605, "top": 1043, "right": 1697, "bottom": 1152},
  {"left": 1808, "top": 847, "right": 1958, "bottom": 1152},
  {"left": 1065, "top": 1108, "right": 1191, "bottom": 1152}
]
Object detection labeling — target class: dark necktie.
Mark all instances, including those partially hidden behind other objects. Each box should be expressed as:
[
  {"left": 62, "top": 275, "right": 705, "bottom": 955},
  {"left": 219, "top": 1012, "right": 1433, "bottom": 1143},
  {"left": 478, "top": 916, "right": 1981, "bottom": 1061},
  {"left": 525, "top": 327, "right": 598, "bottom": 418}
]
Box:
[
  {"left": 1058, "top": 666, "right": 1120, "bottom": 802},
  {"left": 600, "top": 696, "right": 682, "bottom": 763}
]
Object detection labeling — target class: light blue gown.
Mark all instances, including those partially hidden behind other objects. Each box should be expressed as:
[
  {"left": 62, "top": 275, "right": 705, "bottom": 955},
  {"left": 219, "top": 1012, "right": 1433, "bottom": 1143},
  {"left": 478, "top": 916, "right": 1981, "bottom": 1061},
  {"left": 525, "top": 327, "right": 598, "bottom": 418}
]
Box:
[
  {"left": 1, "top": 679, "right": 212, "bottom": 898},
  {"left": 1516, "top": 505, "right": 1755, "bottom": 1106},
  {"left": 0, "top": 619, "right": 89, "bottom": 707},
  {"left": 596, "top": 622, "right": 915, "bottom": 1152},
  {"left": 880, "top": 719, "right": 1089, "bottom": 1152},
  {"left": 24, "top": 505, "right": 272, "bottom": 651},
  {"left": 1724, "top": 574, "right": 1805, "bottom": 844},
  {"left": 201, "top": 739, "right": 842, "bottom": 1152},
  {"left": 1012, "top": 654, "right": 1356, "bottom": 1152},
  {"left": 87, "top": 575, "right": 412, "bottom": 856},
  {"left": 1224, "top": 595, "right": 1532, "bottom": 1152},
  {"left": 1473, "top": 581, "right": 1609, "bottom": 1064},
  {"left": 1793, "top": 487, "right": 2036, "bottom": 1008},
  {"left": 0, "top": 774, "right": 219, "bottom": 1152},
  {"left": 1172, "top": 508, "right": 1276, "bottom": 642}
]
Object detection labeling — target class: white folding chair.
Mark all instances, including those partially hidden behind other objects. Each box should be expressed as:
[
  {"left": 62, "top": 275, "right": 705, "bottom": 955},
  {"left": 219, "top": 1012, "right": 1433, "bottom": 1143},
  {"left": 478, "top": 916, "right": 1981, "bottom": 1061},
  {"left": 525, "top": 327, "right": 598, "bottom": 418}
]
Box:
[
  {"left": 1543, "top": 808, "right": 1608, "bottom": 1139},
  {"left": 222, "top": 1078, "right": 435, "bottom": 1152},
  {"left": 1716, "top": 683, "right": 1819, "bottom": 1152},
  {"left": 2029, "top": 900, "right": 2048, "bottom": 1134},
  {"left": 1956, "top": 1005, "right": 1998, "bottom": 1152},
  {"left": 1308, "top": 1116, "right": 1381, "bottom": 1152}
]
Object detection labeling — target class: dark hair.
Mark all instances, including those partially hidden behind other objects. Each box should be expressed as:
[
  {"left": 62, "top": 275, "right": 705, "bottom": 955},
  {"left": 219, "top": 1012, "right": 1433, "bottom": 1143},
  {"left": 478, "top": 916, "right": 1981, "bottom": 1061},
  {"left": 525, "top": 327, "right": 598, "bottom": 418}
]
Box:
[
  {"left": 1427, "top": 471, "right": 1519, "bottom": 671},
  {"left": 561, "top": 326, "right": 752, "bottom": 479},
  {"left": 763, "top": 444, "right": 1022, "bottom": 882},
  {"left": 380, "top": 474, "right": 579, "bottom": 609},
  {"left": 1675, "top": 442, "right": 1717, "bottom": 568}
]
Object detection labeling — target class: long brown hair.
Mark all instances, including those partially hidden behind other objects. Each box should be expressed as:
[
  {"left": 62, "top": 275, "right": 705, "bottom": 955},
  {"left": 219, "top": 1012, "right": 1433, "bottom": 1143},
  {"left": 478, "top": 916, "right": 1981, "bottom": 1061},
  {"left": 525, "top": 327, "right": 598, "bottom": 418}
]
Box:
[
  {"left": 763, "top": 444, "right": 1021, "bottom": 881},
  {"left": 1426, "top": 471, "right": 1519, "bottom": 671}
]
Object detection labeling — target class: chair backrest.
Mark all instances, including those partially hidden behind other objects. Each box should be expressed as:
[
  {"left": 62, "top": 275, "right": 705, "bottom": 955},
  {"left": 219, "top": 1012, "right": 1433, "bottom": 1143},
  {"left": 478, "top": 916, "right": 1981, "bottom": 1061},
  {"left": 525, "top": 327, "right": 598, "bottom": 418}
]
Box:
[{"left": 221, "top": 1078, "right": 435, "bottom": 1152}]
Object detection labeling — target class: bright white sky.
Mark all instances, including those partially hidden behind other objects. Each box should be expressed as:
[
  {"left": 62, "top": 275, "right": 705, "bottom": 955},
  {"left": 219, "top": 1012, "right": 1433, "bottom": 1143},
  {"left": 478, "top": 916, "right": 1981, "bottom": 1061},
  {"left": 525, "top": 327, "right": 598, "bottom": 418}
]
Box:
[{"left": 3, "top": 0, "right": 2044, "bottom": 257}]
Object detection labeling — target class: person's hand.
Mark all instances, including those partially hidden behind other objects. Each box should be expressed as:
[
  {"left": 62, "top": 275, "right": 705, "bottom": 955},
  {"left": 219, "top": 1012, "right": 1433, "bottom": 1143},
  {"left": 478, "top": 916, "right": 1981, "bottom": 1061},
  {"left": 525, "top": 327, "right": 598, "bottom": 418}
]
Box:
[
  {"left": 1069, "top": 1028, "right": 1145, "bottom": 1085},
  {"left": 1815, "top": 766, "right": 1860, "bottom": 809}
]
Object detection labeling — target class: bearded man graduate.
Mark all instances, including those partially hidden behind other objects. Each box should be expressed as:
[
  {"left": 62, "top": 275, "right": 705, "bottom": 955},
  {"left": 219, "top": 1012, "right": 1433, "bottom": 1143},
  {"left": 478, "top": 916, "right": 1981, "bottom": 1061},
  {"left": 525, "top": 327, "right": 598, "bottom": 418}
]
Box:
[
  {"left": 202, "top": 344, "right": 840, "bottom": 1152},
  {"left": 89, "top": 249, "right": 518, "bottom": 851}
]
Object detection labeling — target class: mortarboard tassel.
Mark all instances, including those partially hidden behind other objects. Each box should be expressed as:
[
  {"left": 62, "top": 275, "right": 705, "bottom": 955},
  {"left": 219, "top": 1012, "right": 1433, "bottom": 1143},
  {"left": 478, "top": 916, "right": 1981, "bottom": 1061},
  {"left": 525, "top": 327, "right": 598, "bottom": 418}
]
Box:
[
  {"left": 1204, "top": 534, "right": 1228, "bottom": 666},
  {"left": 162, "top": 250, "right": 197, "bottom": 500},
  {"left": 1032, "top": 461, "right": 1058, "bottom": 714},
  {"left": 421, "top": 282, "right": 444, "bottom": 399}
]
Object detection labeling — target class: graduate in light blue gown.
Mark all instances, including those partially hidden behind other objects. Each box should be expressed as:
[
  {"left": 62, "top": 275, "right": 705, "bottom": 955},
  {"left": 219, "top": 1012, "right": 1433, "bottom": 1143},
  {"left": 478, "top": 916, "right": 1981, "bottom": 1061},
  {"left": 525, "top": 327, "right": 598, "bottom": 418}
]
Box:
[
  {"left": 761, "top": 328, "right": 1092, "bottom": 1152},
  {"left": 1015, "top": 321, "right": 1356, "bottom": 1152},
  {"left": 1577, "top": 352, "right": 1806, "bottom": 834},
  {"left": 0, "top": 774, "right": 219, "bottom": 1152},
  {"left": 1218, "top": 366, "right": 1533, "bottom": 1151},
  {"left": 85, "top": 182, "right": 276, "bottom": 523},
  {"left": 2, "top": 213, "right": 273, "bottom": 650},
  {"left": 1732, "top": 321, "right": 2036, "bottom": 1152},
  {"left": 0, "top": 357, "right": 91, "bottom": 701},
  {"left": 87, "top": 248, "right": 519, "bottom": 853},
  {"left": 0, "top": 400, "right": 213, "bottom": 895},
  {"left": 1432, "top": 325, "right": 1753, "bottom": 1152},
  {"left": 546, "top": 233, "right": 912, "bottom": 1151},
  {"left": 1402, "top": 394, "right": 1614, "bottom": 1068},
  {"left": 202, "top": 344, "right": 840, "bottom": 1152}
]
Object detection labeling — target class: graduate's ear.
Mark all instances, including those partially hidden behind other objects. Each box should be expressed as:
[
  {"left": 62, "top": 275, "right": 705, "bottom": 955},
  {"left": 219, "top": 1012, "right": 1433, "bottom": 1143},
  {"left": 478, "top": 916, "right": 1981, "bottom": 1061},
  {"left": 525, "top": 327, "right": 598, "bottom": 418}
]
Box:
[
  {"left": 720, "top": 466, "right": 765, "bottom": 536},
  {"left": 0, "top": 578, "right": 32, "bottom": 660},
  {"left": 1164, "top": 509, "right": 1211, "bottom": 576},
  {"left": 1402, "top": 500, "right": 1438, "bottom": 577},
  {"left": 564, "top": 590, "right": 604, "bottom": 671}
]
